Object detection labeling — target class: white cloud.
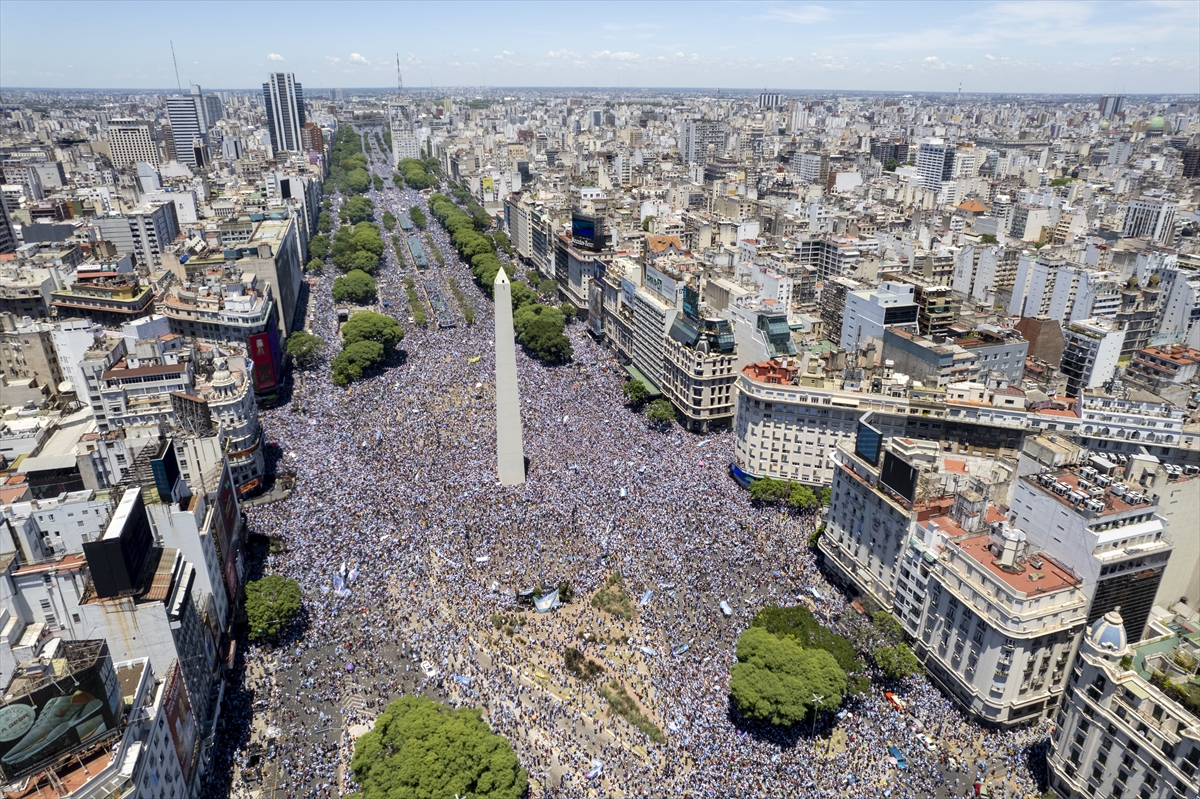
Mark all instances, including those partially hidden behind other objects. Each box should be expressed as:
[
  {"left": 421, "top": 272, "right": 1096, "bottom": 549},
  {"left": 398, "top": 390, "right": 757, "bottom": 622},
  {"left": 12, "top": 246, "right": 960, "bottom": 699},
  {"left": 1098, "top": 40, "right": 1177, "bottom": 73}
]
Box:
[
  {"left": 548, "top": 49, "right": 579, "bottom": 58},
  {"left": 923, "top": 56, "right": 939, "bottom": 62},
  {"left": 590, "top": 50, "right": 642, "bottom": 61},
  {"left": 325, "top": 56, "right": 341, "bottom": 64},
  {"left": 267, "top": 53, "right": 284, "bottom": 61},
  {"left": 760, "top": 5, "right": 834, "bottom": 24},
  {"left": 349, "top": 53, "right": 369, "bottom": 64}
]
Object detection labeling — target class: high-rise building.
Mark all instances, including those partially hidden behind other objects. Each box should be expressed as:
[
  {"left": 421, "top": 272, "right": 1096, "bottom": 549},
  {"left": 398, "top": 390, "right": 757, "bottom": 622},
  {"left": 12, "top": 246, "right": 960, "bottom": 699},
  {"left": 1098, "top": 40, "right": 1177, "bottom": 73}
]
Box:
[
  {"left": 1099, "top": 94, "right": 1125, "bottom": 120},
  {"left": 916, "top": 137, "right": 956, "bottom": 192},
  {"left": 758, "top": 92, "right": 781, "bottom": 109},
  {"left": 679, "top": 120, "right": 728, "bottom": 165},
  {"left": 203, "top": 93, "right": 223, "bottom": 125},
  {"left": 262, "top": 72, "right": 306, "bottom": 153},
  {"left": 165, "top": 87, "right": 208, "bottom": 168},
  {"left": 107, "top": 119, "right": 160, "bottom": 168},
  {"left": 1061, "top": 318, "right": 1126, "bottom": 398},
  {"left": 389, "top": 103, "right": 420, "bottom": 167},
  {"left": 1123, "top": 194, "right": 1178, "bottom": 245},
  {"left": 300, "top": 122, "right": 324, "bottom": 154},
  {"left": 0, "top": 196, "right": 16, "bottom": 255}
]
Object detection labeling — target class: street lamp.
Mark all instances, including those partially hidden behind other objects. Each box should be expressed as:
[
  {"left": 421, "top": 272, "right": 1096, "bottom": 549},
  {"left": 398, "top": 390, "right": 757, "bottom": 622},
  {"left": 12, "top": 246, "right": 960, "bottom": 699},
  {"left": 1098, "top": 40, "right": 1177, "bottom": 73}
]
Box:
[{"left": 811, "top": 693, "right": 825, "bottom": 737}]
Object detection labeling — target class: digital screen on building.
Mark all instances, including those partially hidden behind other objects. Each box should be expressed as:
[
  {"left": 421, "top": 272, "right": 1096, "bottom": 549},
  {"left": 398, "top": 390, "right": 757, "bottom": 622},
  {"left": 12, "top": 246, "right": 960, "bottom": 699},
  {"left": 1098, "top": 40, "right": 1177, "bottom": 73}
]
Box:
[
  {"left": 854, "top": 419, "right": 883, "bottom": 466},
  {"left": 572, "top": 216, "right": 596, "bottom": 239},
  {"left": 683, "top": 285, "right": 700, "bottom": 319},
  {"left": 151, "top": 440, "right": 181, "bottom": 499},
  {"left": 879, "top": 451, "right": 919, "bottom": 504},
  {"left": 0, "top": 643, "right": 123, "bottom": 782},
  {"left": 163, "top": 662, "right": 198, "bottom": 785}
]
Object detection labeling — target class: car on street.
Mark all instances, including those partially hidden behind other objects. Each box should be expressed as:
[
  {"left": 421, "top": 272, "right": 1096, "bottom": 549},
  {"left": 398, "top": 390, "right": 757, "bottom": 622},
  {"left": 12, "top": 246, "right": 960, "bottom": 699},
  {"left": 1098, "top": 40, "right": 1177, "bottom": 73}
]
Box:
[{"left": 887, "top": 743, "right": 907, "bottom": 769}]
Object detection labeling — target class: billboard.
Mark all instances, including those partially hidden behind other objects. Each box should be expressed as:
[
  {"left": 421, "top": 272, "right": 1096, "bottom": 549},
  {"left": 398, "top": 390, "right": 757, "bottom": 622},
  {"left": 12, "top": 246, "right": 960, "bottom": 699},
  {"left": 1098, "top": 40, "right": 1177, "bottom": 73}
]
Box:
[
  {"left": 571, "top": 213, "right": 607, "bottom": 252},
  {"left": 880, "top": 451, "right": 919, "bottom": 505},
  {"left": 163, "top": 662, "right": 197, "bottom": 785},
  {"left": 683, "top": 285, "right": 700, "bottom": 319},
  {"left": 212, "top": 462, "right": 242, "bottom": 601},
  {"left": 854, "top": 419, "right": 883, "bottom": 466},
  {"left": 150, "top": 440, "right": 181, "bottom": 499},
  {"left": 645, "top": 265, "right": 678, "bottom": 304},
  {"left": 249, "top": 331, "right": 280, "bottom": 393},
  {"left": 0, "top": 642, "right": 123, "bottom": 782}
]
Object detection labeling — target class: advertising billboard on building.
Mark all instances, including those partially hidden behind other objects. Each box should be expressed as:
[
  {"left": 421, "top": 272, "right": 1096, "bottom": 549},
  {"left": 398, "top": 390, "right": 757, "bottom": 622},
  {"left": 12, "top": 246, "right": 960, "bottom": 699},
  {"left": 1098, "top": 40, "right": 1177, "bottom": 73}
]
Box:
[
  {"left": 880, "top": 451, "right": 919, "bottom": 504},
  {"left": 644, "top": 265, "right": 678, "bottom": 304},
  {"left": 683, "top": 285, "right": 700, "bottom": 319},
  {"left": 211, "top": 461, "right": 242, "bottom": 601},
  {"left": 571, "top": 212, "right": 607, "bottom": 252},
  {"left": 0, "top": 642, "right": 123, "bottom": 782},
  {"left": 163, "top": 662, "right": 197, "bottom": 785},
  {"left": 249, "top": 330, "right": 280, "bottom": 393}
]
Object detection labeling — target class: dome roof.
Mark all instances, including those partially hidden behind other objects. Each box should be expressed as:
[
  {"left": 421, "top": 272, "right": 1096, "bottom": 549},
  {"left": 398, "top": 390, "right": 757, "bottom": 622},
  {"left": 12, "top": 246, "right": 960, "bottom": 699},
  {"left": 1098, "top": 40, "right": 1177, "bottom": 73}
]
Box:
[
  {"left": 1148, "top": 115, "right": 1165, "bottom": 131},
  {"left": 1088, "top": 608, "right": 1128, "bottom": 654},
  {"left": 1100, "top": 120, "right": 1111, "bottom": 130}
]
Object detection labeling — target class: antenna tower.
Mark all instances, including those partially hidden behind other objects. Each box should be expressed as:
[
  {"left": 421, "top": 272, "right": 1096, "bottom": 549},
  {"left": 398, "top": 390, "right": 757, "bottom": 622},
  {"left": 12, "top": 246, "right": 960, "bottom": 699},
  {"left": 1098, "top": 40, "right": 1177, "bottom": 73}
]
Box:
[
  {"left": 170, "top": 41, "right": 182, "bottom": 93},
  {"left": 396, "top": 54, "right": 403, "bottom": 98}
]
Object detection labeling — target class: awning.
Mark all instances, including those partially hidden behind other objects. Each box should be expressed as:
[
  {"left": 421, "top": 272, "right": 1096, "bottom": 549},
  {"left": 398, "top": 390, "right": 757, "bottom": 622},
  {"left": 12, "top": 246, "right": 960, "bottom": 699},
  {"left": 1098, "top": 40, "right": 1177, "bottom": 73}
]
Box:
[{"left": 622, "top": 364, "right": 661, "bottom": 397}]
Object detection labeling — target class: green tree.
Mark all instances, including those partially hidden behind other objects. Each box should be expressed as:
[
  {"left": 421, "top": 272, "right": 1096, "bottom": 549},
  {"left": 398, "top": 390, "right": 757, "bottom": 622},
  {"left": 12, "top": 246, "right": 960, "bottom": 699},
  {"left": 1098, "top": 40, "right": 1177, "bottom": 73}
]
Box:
[
  {"left": 285, "top": 331, "right": 323, "bottom": 369},
  {"left": 513, "top": 303, "right": 572, "bottom": 362},
  {"left": 752, "top": 605, "right": 862, "bottom": 674},
  {"left": 332, "top": 270, "right": 378, "bottom": 304},
  {"left": 382, "top": 210, "right": 397, "bottom": 230},
  {"left": 372, "top": 174, "right": 384, "bottom": 191},
  {"left": 884, "top": 158, "right": 900, "bottom": 172},
  {"left": 342, "top": 311, "right": 403, "bottom": 350},
  {"left": 492, "top": 230, "right": 514, "bottom": 254},
  {"left": 622, "top": 378, "right": 649, "bottom": 405},
  {"left": 509, "top": 279, "right": 536, "bottom": 311},
  {"left": 471, "top": 206, "right": 493, "bottom": 231},
  {"left": 331, "top": 339, "right": 385, "bottom": 385},
  {"left": 306, "top": 259, "right": 324, "bottom": 273},
  {"left": 787, "top": 484, "right": 818, "bottom": 509},
  {"left": 750, "top": 477, "right": 791, "bottom": 504},
  {"left": 340, "top": 196, "right": 375, "bottom": 225},
  {"left": 317, "top": 211, "right": 332, "bottom": 233},
  {"left": 308, "top": 234, "right": 329, "bottom": 260},
  {"left": 344, "top": 167, "right": 371, "bottom": 194},
  {"left": 409, "top": 206, "right": 426, "bottom": 229},
  {"left": 645, "top": 399, "right": 675, "bottom": 426},
  {"left": 979, "top": 234, "right": 998, "bottom": 244},
  {"left": 348, "top": 250, "right": 379, "bottom": 274},
  {"left": 244, "top": 575, "right": 302, "bottom": 641},
  {"left": 730, "top": 626, "right": 847, "bottom": 726},
  {"left": 560, "top": 302, "right": 578, "bottom": 322},
  {"left": 349, "top": 696, "right": 527, "bottom": 799},
  {"left": 872, "top": 643, "right": 922, "bottom": 680},
  {"left": 819, "top": 487, "right": 832, "bottom": 506},
  {"left": 537, "top": 278, "right": 558, "bottom": 299},
  {"left": 642, "top": 215, "right": 656, "bottom": 232},
  {"left": 871, "top": 611, "right": 905, "bottom": 645}
]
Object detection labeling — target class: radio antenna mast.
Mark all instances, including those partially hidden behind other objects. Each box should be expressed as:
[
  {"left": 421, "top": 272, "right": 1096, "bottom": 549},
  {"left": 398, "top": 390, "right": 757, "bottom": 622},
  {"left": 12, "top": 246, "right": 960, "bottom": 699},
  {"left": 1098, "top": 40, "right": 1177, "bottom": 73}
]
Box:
[
  {"left": 170, "top": 41, "right": 182, "bottom": 92},
  {"left": 396, "top": 54, "right": 403, "bottom": 98}
]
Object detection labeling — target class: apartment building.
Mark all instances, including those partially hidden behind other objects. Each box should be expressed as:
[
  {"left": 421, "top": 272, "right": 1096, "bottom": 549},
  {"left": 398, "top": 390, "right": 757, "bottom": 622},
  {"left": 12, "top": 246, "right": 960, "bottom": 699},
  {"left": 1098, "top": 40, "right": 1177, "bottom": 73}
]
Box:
[{"left": 660, "top": 313, "right": 738, "bottom": 432}]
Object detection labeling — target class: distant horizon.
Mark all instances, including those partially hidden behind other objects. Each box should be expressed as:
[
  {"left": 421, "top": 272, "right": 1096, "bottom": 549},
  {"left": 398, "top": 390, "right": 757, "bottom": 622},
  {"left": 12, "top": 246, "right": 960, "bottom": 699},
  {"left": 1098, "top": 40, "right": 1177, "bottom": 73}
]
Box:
[
  {"left": 2, "top": 86, "right": 1198, "bottom": 100},
  {"left": 2, "top": 1, "right": 1197, "bottom": 94}
]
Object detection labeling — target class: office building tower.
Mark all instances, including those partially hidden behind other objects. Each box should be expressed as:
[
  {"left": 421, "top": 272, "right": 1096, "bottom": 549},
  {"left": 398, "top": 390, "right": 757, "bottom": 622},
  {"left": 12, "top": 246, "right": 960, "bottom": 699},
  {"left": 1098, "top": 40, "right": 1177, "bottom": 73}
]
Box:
[
  {"left": 0, "top": 195, "right": 17, "bottom": 255},
  {"left": 679, "top": 120, "right": 728, "bottom": 165},
  {"left": 1183, "top": 137, "right": 1200, "bottom": 179},
  {"left": 389, "top": 103, "right": 420, "bottom": 167},
  {"left": 758, "top": 92, "right": 781, "bottom": 109},
  {"left": 916, "top": 138, "right": 956, "bottom": 192},
  {"left": 839, "top": 280, "right": 919, "bottom": 351},
  {"left": 203, "top": 93, "right": 223, "bottom": 125},
  {"left": 107, "top": 119, "right": 160, "bottom": 168},
  {"left": 1123, "top": 194, "right": 1178, "bottom": 245},
  {"left": 161, "top": 123, "right": 176, "bottom": 163},
  {"left": 300, "top": 123, "right": 324, "bottom": 153},
  {"left": 263, "top": 72, "right": 306, "bottom": 153},
  {"left": 165, "top": 88, "right": 208, "bottom": 168},
  {"left": 1061, "top": 318, "right": 1126, "bottom": 398},
  {"left": 1099, "top": 94, "right": 1125, "bottom": 120}
]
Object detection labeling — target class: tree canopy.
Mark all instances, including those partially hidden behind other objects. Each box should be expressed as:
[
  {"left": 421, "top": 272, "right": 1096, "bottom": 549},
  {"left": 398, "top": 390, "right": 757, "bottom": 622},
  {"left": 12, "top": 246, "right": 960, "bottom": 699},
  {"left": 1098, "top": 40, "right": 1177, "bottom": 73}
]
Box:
[
  {"left": 333, "top": 270, "right": 378, "bottom": 304},
  {"left": 343, "top": 311, "right": 403, "bottom": 350},
  {"left": 622, "top": 378, "right": 649, "bottom": 405},
  {"left": 749, "top": 477, "right": 822, "bottom": 509},
  {"left": 645, "top": 399, "right": 675, "bottom": 425},
  {"left": 339, "top": 196, "right": 376, "bottom": 225},
  {"left": 408, "top": 206, "right": 427, "bottom": 229},
  {"left": 752, "top": 605, "right": 862, "bottom": 674},
  {"left": 349, "top": 696, "right": 527, "bottom": 799},
  {"left": 513, "top": 303, "right": 573, "bottom": 362},
  {"left": 730, "top": 626, "right": 847, "bottom": 726},
  {"left": 397, "top": 158, "right": 438, "bottom": 190},
  {"left": 244, "top": 575, "right": 302, "bottom": 641},
  {"left": 332, "top": 339, "right": 385, "bottom": 386},
  {"left": 309, "top": 234, "right": 329, "bottom": 260},
  {"left": 285, "top": 331, "right": 324, "bottom": 369},
  {"left": 873, "top": 643, "right": 922, "bottom": 680}
]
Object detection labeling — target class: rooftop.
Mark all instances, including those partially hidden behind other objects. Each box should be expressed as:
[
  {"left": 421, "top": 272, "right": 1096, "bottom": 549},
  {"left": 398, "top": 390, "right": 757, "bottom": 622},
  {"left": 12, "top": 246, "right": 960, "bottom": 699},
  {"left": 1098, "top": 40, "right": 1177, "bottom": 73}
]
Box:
[{"left": 952, "top": 530, "right": 1081, "bottom": 596}]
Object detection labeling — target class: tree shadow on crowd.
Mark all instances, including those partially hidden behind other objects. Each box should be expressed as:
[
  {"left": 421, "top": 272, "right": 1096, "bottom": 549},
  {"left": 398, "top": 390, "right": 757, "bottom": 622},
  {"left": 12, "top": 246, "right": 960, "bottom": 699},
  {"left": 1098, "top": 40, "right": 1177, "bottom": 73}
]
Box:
[{"left": 725, "top": 694, "right": 834, "bottom": 751}]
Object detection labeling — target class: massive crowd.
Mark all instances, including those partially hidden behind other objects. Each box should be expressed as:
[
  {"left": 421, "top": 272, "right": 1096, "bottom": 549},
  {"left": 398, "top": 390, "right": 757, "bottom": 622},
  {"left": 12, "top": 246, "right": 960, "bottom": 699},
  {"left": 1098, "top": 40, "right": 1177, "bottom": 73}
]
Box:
[{"left": 207, "top": 131, "right": 1055, "bottom": 799}]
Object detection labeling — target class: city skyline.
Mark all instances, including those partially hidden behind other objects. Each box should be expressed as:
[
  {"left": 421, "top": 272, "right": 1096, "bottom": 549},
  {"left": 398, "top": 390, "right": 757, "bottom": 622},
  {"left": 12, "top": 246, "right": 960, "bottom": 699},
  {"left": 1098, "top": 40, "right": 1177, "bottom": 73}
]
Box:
[{"left": 2, "top": 0, "right": 1198, "bottom": 94}]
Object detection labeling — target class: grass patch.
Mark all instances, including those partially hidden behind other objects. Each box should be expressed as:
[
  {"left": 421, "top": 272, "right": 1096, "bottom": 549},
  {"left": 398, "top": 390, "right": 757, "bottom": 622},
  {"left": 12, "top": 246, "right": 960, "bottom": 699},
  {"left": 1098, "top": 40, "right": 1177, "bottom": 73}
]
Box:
[
  {"left": 564, "top": 648, "right": 603, "bottom": 681},
  {"left": 447, "top": 276, "right": 475, "bottom": 325},
  {"left": 490, "top": 613, "right": 517, "bottom": 637},
  {"left": 591, "top": 572, "right": 634, "bottom": 620},
  {"left": 403, "top": 276, "right": 427, "bottom": 326},
  {"left": 600, "top": 681, "right": 664, "bottom": 743}
]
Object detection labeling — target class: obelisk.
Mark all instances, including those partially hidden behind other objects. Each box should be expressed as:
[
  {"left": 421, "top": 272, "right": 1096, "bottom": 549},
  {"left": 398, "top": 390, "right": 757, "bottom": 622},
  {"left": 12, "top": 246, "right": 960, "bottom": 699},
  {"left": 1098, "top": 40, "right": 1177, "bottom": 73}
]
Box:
[{"left": 494, "top": 268, "right": 526, "bottom": 485}]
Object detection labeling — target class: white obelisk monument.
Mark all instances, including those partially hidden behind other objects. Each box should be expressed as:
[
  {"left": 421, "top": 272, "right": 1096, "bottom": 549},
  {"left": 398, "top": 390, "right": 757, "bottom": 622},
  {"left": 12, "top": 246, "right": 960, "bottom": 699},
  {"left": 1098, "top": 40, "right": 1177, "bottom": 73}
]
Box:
[{"left": 494, "top": 268, "right": 526, "bottom": 485}]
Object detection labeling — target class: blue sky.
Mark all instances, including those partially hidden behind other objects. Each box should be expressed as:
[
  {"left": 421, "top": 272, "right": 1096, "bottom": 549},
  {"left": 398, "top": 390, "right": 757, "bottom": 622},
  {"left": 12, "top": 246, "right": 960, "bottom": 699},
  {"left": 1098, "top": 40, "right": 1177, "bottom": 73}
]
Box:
[{"left": 2, "top": 1, "right": 1197, "bottom": 93}]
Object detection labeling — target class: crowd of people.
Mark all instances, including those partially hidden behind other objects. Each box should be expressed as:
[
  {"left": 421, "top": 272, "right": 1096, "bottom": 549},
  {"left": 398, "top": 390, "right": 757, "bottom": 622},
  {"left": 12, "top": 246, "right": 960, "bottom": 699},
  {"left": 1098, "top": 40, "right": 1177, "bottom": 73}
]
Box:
[{"left": 206, "top": 131, "right": 1056, "bottom": 799}]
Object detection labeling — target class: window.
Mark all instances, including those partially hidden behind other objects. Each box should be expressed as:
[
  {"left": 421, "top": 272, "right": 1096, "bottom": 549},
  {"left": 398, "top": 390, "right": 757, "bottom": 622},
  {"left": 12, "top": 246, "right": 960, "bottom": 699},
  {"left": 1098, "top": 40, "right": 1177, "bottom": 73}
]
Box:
[{"left": 39, "top": 599, "right": 56, "bottom": 626}]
